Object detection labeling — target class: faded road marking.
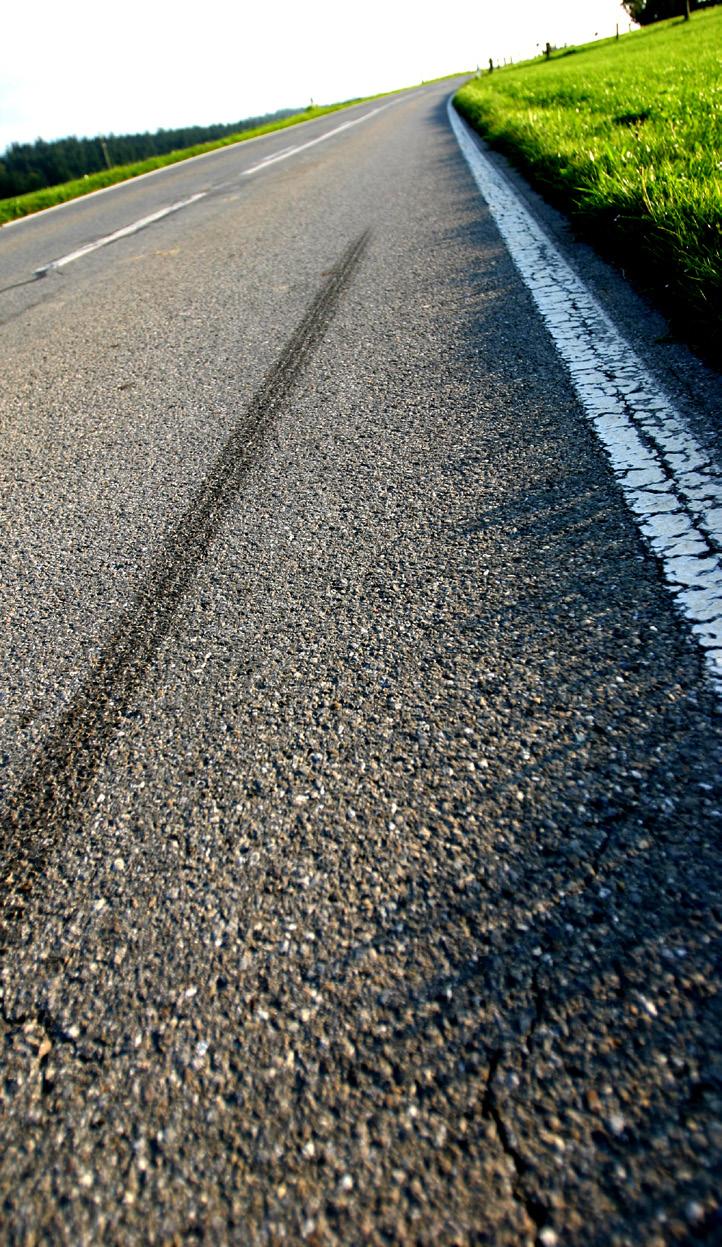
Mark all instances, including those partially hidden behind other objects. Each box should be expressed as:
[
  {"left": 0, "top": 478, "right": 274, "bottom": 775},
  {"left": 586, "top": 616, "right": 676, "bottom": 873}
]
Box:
[
  {"left": 34, "top": 193, "right": 207, "bottom": 275},
  {"left": 241, "top": 102, "right": 393, "bottom": 177}
]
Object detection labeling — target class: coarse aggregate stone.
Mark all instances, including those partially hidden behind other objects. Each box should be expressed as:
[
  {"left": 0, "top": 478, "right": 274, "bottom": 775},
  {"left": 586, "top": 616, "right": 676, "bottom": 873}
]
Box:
[{"left": 1, "top": 83, "right": 721, "bottom": 1245}]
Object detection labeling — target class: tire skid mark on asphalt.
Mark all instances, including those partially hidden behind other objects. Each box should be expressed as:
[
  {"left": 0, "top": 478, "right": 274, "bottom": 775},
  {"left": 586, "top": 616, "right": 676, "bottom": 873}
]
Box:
[
  {"left": 449, "top": 99, "right": 722, "bottom": 698},
  {"left": 0, "top": 228, "right": 371, "bottom": 938}
]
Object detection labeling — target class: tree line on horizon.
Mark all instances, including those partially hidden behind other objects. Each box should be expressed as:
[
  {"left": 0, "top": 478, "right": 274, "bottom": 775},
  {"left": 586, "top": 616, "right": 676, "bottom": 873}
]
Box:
[{"left": 0, "top": 109, "right": 298, "bottom": 200}]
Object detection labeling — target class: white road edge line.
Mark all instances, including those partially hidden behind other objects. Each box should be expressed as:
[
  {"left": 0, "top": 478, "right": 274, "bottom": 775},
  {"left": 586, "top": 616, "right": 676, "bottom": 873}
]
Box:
[
  {"left": 34, "top": 193, "right": 207, "bottom": 275},
  {"left": 448, "top": 98, "right": 722, "bottom": 694},
  {"left": 242, "top": 102, "right": 392, "bottom": 175}
]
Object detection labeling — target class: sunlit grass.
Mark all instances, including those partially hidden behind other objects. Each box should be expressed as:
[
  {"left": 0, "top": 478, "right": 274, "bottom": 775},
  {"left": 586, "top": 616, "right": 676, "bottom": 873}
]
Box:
[{"left": 454, "top": 9, "right": 722, "bottom": 351}]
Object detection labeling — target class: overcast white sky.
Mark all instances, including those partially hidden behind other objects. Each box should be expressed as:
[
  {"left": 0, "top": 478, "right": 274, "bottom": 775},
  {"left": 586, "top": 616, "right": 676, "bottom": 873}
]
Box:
[{"left": 1, "top": 0, "right": 631, "bottom": 153}]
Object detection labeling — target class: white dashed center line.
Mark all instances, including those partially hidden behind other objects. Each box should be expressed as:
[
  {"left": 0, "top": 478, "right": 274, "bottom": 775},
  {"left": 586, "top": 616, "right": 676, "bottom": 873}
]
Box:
[
  {"left": 34, "top": 193, "right": 207, "bottom": 276},
  {"left": 241, "top": 102, "right": 392, "bottom": 176}
]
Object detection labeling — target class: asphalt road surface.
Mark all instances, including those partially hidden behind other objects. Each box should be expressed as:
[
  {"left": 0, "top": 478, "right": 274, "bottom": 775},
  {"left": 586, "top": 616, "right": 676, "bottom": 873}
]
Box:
[{"left": 1, "top": 81, "right": 721, "bottom": 1246}]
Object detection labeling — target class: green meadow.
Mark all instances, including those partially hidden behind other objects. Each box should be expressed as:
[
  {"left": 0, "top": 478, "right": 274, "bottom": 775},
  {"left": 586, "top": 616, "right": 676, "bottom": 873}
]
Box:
[{"left": 455, "top": 9, "right": 722, "bottom": 352}]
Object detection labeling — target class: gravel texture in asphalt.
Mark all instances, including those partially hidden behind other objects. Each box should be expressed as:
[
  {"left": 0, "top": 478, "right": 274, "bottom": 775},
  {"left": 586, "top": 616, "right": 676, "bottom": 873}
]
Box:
[{"left": 1, "top": 81, "right": 721, "bottom": 1246}]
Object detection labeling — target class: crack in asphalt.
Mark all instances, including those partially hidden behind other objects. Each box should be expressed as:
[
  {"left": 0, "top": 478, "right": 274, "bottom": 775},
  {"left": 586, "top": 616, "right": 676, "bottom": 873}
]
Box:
[
  {"left": 0, "top": 228, "right": 371, "bottom": 944},
  {"left": 472, "top": 816, "right": 631, "bottom": 1241},
  {"left": 482, "top": 1047, "right": 549, "bottom": 1238}
]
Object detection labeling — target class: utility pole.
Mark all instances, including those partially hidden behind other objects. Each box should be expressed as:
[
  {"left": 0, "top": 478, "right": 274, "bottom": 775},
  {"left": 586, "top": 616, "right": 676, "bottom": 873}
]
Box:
[{"left": 100, "top": 138, "right": 112, "bottom": 170}]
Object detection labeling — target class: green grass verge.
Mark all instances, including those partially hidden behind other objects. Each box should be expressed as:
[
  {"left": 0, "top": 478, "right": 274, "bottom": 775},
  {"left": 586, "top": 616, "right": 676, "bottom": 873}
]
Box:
[
  {"left": 0, "top": 88, "right": 404, "bottom": 227},
  {"left": 454, "top": 9, "right": 722, "bottom": 353}
]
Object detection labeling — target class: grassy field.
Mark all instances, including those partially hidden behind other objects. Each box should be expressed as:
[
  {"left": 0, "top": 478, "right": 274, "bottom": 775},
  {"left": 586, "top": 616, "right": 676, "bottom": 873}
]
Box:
[
  {"left": 0, "top": 89, "right": 402, "bottom": 227},
  {"left": 454, "top": 9, "right": 722, "bottom": 353}
]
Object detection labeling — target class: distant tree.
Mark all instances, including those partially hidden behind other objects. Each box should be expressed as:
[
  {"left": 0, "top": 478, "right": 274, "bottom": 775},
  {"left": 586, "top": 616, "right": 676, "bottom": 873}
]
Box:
[{"left": 622, "top": 0, "right": 719, "bottom": 23}]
